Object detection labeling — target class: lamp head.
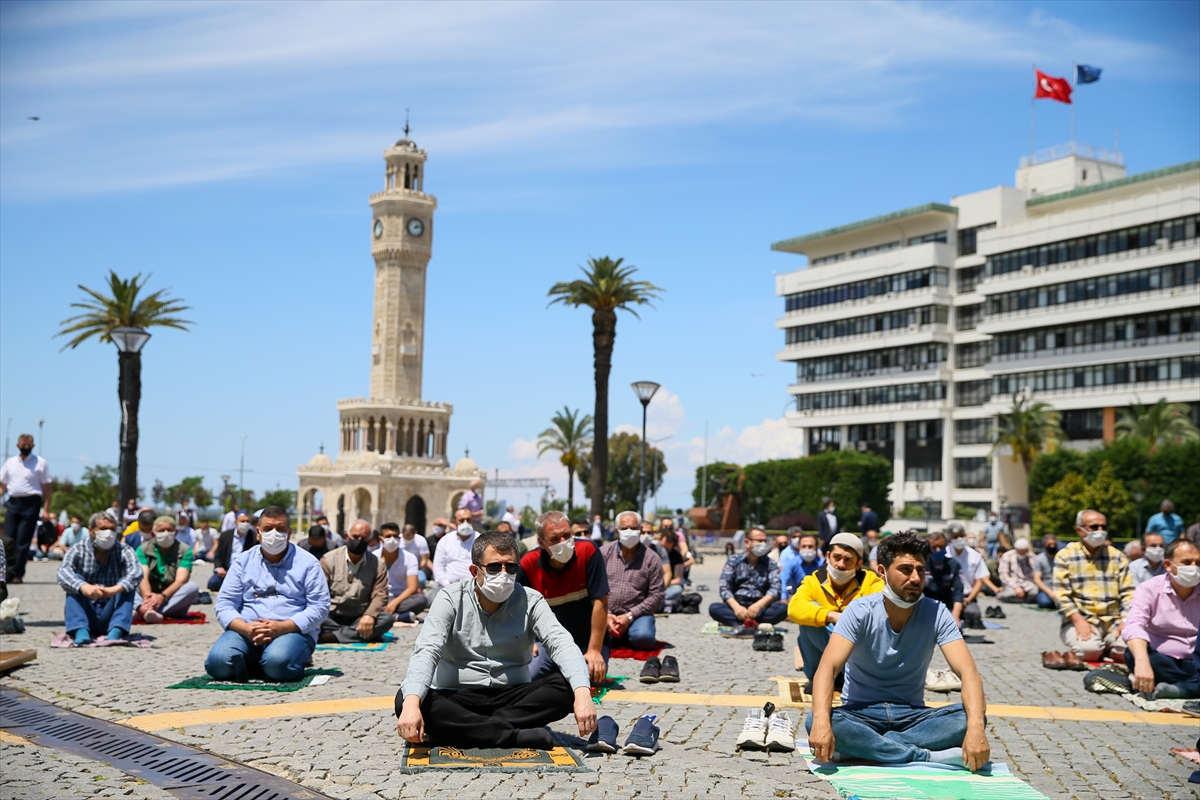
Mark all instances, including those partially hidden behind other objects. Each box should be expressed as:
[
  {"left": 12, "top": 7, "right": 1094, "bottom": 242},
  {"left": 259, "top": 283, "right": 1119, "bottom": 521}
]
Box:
[{"left": 631, "top": 381, "right": 661, "bottom": 406}]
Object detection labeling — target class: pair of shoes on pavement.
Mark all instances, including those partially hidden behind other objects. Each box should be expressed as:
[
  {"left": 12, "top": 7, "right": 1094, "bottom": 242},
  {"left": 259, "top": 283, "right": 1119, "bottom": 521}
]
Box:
[
  {"left": 925, "top": 668, "right": 962, "bottom": 692},
  {"left": 640, "top": 656, "right": 679, "bottom": 683},
  {"left": 984, "top": 606, "right": 1006, "bottom": 619},
  {"left": 586, "top": 714, "right": 660, "bottom": 756},
  {"left": 736, "top": 703, "right": 795, "bottom": 752},
  {"left": 1041, "top": 650, "right": 1089, "bottom": 671},
  {"left": 752, "top": 624, "right": 784, "bottom": 652}
]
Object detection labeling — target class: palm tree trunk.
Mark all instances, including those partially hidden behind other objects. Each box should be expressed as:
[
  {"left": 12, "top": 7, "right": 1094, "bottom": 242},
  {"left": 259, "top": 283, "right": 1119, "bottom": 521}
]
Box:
[
  {"left": 117, "top": 351, "right": 142, "bottom": 509},
  {"left": 590, "top": 309, "right": 617, "bottom": 519}
]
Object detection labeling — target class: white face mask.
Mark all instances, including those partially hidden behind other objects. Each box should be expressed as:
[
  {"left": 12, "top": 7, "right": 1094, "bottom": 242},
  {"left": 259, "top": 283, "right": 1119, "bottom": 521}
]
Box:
[
  {"left": 548, "top": 539, "right": 575, "bottom": 563},
  {"left": 260, "top": 529, "right": 289, "bottom": 555},
  {"left": 750, "top": 542, "right": 771, "bottom": 558},
  {"left": 1083, "top": 529, "right": 1107, "bottom": 548},
  {"left": 155, "top": 531, "right": 176, "bottom": 549},
  {"left": 477, "top": 569, "right": 516, "bottom": 603},
  {"left": 381, "top": 537, "right": 401, "bottom": 552},
  {"left": 1145, "top": 546, "right": 1165, "bottom": 563},
  {"left": 827, "top": 564, "right": 855, "bottom": 584},
  {"left": 432, "top": 525, "right": 444, "bottom": 536},
  {"left": 882, "top": 580, "right": 919, "bottom": 609},
  {"left": 950, "top": 538, "right": 966, "bottom": 552},
  {"left": 640, "top": 533, "right": 655, "bottom": 548},
  {"left": 618, "top": 529, "right": 641, "bottom": 549},
  {"left": 799, "top": 548, "right": 818, "bottom": 563},
  {"left": 236, "top": 521, "right": 252, "bottom": 535},
  {"left": 93, "top": 529, "right": 117, "bottom": 550},
  {"left": 457, "top": 523, "right": 474, "bottom": 539},
  {"left": 70, "top": 523, "right": 81, "bottom": 532},
  {"left": 1172, "top": 564, "right": 1200, "bottom": 588}
]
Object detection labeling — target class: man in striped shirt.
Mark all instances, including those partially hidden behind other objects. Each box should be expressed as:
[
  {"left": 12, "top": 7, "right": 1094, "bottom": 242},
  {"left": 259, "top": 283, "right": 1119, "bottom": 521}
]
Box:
[
  {"left": 56, "top": 511, "right": 142, "bottom": 645},
  {"left": 1052, "top": 509, "right": 1135, "bottom": 662}
]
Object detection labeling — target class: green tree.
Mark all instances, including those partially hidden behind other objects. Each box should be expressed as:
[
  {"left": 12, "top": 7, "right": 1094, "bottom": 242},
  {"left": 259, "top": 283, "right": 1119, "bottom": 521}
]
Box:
[
  {"left": 548, "top": 257, "right": 662, "bottom": 518},
  {"left": 166, "top": 476, "right": 206, "bottom": 507},
  {"left": 1116, "top": 397, "right": 1200, "bottom": 450},
  {"left": 1032, "top": 462, "right": 1136, "bottom": 540},
  {"left": 151, "top": 479, "right": 167, "bottom": 506},
  {"left": 260, "top": 488, "right": 297, "bottom": 511},
  {"left": 537, "top": 406, "right": 593, "bottom": 512},
  {"left": 56, "top": 271, "right": 192, "bottom": 509},
  {"left": 50, "top": 465, "right": 119, "bottom": 520},
  {"left": 192, "top": 485, "right": 213, "bottom": 514},
  {"left": 989, "top": 392, "right": 1062, "bottom": 476},
  {"left": 691, "top": 462, "right": 744, "bottom": 509},
  {"left": 576, "top": 432, "right": 666, "bottom": 518}
]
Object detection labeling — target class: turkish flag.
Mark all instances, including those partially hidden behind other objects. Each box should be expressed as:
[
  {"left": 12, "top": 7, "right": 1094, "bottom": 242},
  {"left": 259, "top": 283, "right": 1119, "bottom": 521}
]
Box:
[{"left": 1035, "top": 70, "right": 1072, "bottom": 104}]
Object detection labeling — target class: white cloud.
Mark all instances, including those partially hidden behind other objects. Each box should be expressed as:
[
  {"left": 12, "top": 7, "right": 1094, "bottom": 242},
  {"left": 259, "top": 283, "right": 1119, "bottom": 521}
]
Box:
[{"left": 508, "top": 437, "right": 540, "bottom": 461}]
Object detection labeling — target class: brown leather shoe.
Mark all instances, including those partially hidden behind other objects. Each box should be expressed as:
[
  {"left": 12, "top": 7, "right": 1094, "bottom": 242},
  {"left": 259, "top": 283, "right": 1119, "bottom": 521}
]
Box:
[
  {"left": 1061, "top": 651, "right": 1090, "bottom": 671},
  {"left": 1042, "top": 650, "right": 1066, "bottom": 670}
]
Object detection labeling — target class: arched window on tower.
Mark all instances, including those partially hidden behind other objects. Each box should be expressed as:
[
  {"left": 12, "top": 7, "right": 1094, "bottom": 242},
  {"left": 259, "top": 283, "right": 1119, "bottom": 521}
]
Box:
[
  {"left": 404, "top": 163, "right": 411, "bottom": 190},
  {"left": 413, "top": 166, "right": 421, "bottom": 192}
]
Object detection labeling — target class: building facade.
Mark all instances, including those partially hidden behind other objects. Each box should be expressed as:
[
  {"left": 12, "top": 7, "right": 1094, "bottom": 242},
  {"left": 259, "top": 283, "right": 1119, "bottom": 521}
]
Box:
[
  {"left": 774, "top": 146, "right": 1199, "bottom": 522},
  {"left": 297, "top": 135, "right": 482, "bottom": 534}
]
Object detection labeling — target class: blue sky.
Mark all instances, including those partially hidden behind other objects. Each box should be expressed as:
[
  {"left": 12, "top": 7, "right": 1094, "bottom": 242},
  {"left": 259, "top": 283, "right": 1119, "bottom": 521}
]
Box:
[{"left": 1, "top": 1, "right": 1197, "bottom": 514}]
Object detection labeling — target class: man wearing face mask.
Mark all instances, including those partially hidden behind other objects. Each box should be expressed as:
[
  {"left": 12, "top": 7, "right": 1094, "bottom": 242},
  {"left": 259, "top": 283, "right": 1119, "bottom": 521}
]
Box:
[
  {"left": 1121, "top": 539, "right": 1200, "bottom": 698},
  {"left": 806, "top": 531, "right": 990, "bottom": 771},
  {"left": 318, "top": 519, "right": 394, "bottom": 643},
  {"left": 996, "top": 539, "right": 1054, "bottom": 608},
  {"left": 710, "top": 526, "right": 788, "bottom": 628},
  {"left": 981, "top": 513, "right": 1006, "bottom": 560},
  {"left": 517, "top": 511, "right": 610, "bottom": 684},
  {"left": 0, "top": 434, "right": 52, "bottom": 584},
  {"left": 123, "top": 509, "right": 157, "bottom": 551},
  {"left": 789, "top": 533, "right": 882, "bottom": 688},
  {"left": 56, "top": 511, "right": 142, "bottom": 645},
  {"left": 297, "top": 525, "right": 335, "bottom": 560},
  {"left": 205, "top": 506, "right": 329, "bottom": 682},
  {"left": 458, "top": 479, "right": 485, "bottom": 524},
  {"left": 945, "top": 523, "right": 989, "bottom": 629},
  {"left": 134, "top": 517, "right": 200, "bottom": 623},
  {"left": 780, "top": 532, "right": 825, "bottom": 601},
  {"left": 1053, "top": 509, "right": 1135, "bottom": 662},
  {"left": 817, "top": 500, "right": 839, "bottom": 550},
  {"left": 50, "top": 515, "right": 89, "bottom": 559},
  {"left": 1129, "top": 532, "right": 1168, "bottom": 586},
  {"left": 432, "top": 508, "right": 478, "bottom": 587},
  {"left": 601, "top": 511, "right": 665, "bottom": 651},
  {"left": 922, "top": 532, "right": 965, "bottom": 625},
  {"left": 1145, "top": 499, "right": 1184, "bottom": 545},
  {"left": 372, "top": 523, "right": 429, "bottom": 620},
  {"left": 209, "top": 512, "right": 259, "bottom": 592},
  {"left": 396, "top": 531, "right": 596, "bottom": 750},
  {"left": 1033, "top": 534, "right": 1059, "bottom": 604}
]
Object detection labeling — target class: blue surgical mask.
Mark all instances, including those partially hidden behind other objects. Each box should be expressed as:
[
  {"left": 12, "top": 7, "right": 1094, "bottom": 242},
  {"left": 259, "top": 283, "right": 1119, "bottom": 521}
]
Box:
[{"left": 931, "top": 549, "right": 946, "bottom": 564}]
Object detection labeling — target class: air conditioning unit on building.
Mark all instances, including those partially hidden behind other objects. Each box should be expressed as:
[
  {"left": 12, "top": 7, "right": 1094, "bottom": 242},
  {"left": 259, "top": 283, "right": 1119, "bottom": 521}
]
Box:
[
  {"left": 1156, "top": 237, "right": 1169, "bottom": 251},
  {"left": 857, "top": 441, "right": 868, "bottom": 452},
  {"left": 1021, "top": 264, "right": 1033, "bottom": 275}
]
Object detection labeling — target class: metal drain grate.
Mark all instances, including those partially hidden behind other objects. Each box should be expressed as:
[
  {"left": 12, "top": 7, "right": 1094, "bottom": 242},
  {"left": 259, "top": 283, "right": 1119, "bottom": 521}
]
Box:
[{"left": 0, "top": 687, "right": 334, "bottom": 800}]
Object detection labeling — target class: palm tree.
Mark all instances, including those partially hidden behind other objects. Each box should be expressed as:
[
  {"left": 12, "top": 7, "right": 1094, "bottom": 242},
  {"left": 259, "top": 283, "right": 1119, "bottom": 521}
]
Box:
[
  {"left": 1115, "top": 397, "right": 1200, "bottom": 450},
  {"left": 57, "top": 272, "right": 192, "bottom": 508},
  {"left": 548, "top": 257, "right": 662, "bottom": 518},
  {"left": 988, "top": 392, "right": 1062, "bottom": 476},
  {"left": 537, "top": 407, "right": 594, "bottom": 512}
]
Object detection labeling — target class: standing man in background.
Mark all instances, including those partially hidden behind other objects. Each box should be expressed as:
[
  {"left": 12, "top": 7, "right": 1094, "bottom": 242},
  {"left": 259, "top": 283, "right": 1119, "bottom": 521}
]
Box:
[
  {"left": 1146, "top": 500, "right": 1184, "bottom": 546},
  {"left": 458, "top": 479, "right": 485, "bottom": 523},
  {"left": 220, "top": 503, "right": 240, "bottom": 533},
  {"left": 0, "top": 434, "right": 52, "bottom": 584},
  {"left": 817, "top": 499, "right": 839, "bottom": 550},
  {"left": 858, "top": 503, "right": 879, "bottom": 539}
]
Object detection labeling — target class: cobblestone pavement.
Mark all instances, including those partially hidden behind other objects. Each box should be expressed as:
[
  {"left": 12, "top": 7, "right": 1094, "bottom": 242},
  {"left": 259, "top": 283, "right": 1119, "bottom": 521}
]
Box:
[{"left": 1, "top": 553, "right": 1197, "bottom": 799}]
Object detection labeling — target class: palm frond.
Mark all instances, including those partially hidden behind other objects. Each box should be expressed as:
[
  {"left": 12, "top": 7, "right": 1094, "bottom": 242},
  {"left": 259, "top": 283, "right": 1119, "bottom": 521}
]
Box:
[
  {"left": 57, "top": 270, "right": 193, "bottom": 350},
  {"left": 547, "top": 256, "right": 663, "bottom": 315}
]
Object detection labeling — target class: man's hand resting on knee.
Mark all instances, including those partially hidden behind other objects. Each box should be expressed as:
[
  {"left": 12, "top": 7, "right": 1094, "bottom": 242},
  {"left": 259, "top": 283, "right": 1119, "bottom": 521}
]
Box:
[
  {"left": 397, "top": 695, "right": 425, "bottom": 743},
  {"left": 808, "top": 719, "right": 836, "bottom": 762},
  {"left": 573, "top": 687, "right": 597, "bottom": 738}
]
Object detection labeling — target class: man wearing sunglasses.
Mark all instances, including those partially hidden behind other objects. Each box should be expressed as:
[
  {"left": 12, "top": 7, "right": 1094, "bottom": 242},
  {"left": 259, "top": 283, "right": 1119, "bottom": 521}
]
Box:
[
  {"left": 1052, "top": 509, "right": 1135, "bottom": 662},
  {"left": 397, "top": 531, "right": 595, "bottom": 750}
]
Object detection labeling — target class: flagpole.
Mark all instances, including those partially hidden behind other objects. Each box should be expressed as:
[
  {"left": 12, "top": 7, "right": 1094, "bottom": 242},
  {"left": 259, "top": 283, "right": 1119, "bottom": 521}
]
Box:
[
  {"left": 1030, "top": 65, "right": 1036, "bottom": 160},
  {"left": 1070, "top": 60, "right": 1076, "bottom": 149}
]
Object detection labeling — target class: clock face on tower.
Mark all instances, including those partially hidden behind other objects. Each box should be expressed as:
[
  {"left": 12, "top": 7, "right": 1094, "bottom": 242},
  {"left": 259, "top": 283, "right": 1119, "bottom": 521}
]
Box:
[
  {"left": 406, "top": 217, "right": 425, "bottom": 237},
  {"left": 373, "top": 219, "right": 383, "bottom": 239}
]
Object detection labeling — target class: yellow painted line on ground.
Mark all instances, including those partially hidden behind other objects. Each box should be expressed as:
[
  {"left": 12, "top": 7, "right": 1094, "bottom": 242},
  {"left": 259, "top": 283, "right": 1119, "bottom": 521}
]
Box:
[
  {"left": 0, "top": 730, "right": 34, "bottom": 745},
  {"left": 117, "top": 691, "right": 1200, "bottom": 732}
]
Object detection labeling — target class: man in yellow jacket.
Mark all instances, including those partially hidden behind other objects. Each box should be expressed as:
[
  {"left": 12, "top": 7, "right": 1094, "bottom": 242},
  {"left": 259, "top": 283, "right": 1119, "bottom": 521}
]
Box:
[{"left": 789, "top": 532, "right": 884, "bottom": 688}]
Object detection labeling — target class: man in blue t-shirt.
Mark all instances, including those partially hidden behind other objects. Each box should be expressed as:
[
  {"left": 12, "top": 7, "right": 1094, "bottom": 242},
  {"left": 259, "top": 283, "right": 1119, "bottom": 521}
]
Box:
[
  {"left": 806, "top": 530, "right": 991, "bottom": 772},
  {"left": 1145, "top": 499, "right": 1184, "bottom": 545}
]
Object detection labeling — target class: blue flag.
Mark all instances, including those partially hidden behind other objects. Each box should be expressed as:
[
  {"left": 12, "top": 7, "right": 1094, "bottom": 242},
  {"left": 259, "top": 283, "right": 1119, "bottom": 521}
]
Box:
[{"left": 1077, "top": 64, "right": 1102, "bottom": 84}]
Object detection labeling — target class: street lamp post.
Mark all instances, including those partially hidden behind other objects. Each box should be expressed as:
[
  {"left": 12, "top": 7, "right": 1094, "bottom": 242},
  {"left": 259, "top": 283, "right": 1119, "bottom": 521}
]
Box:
[
  {"left": 630, "top": 381, "right": 661, "bottom": 519},
  {"left": 755, "top": 496, "right": 763, "bottom": 526},
  {"left": 1133, "top": 492, "right": 1145, "bottom": 537},
  {"left": 110, "top": 327, "right": 151, "bottom": 510}
]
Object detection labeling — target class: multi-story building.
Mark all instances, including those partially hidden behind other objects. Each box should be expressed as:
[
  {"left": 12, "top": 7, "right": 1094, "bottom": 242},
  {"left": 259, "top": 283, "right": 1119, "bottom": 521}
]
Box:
[{"left": 773, "top": 146, "right": 1199, "bottom": 522}]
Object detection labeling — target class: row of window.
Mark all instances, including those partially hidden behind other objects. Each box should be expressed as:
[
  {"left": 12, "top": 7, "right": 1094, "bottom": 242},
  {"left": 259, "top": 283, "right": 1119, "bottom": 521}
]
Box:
[
  {"left": 957, "top": 304, "right": 984, "bottom": 332},
  {"left": 955, "top": 457, "right": 992, "bottom": 489},
  {"left": 958, "top": 264, "right": 986, "bottom": 294},
  {"left": 992, "top": 356, "right": 1200, "bottom": 396},
  {"left": 784, "top": 268, "right": 950, "bottom": 313},
  {"left": 955, "top": 418, "right": 992, "bottom": 445},
  {"left": 957, "top": 222, "right": 996, "bottom": 257},
  {"left": 987, "top": 261, "right": 1198, "bottom": 315},
  {"left": 784, "top": 305, "right": 948, "bottom": 345},
  {"left": 812, "top": 252, "right": 846, "bottom": 267},
  {"left": 993, "top": 310, "right": 1200, "bottom": 357},
  {"left": 956, "top": 342, "right": 991, "bottom": 369},
  {"left": 987, "top": 214, "right": 1198, "bottom": 277},
  {"left": 908, "top": 231, "right": 948, "bottom": 246},
  {"left": 795, "top": 381, "right": 947, "bottom": 411},
  {"left": 852, "top": 240, "right": 901, "bottom": 258},
  {"left": 796, "top": 343, "right": 947, "bottom": 380}
]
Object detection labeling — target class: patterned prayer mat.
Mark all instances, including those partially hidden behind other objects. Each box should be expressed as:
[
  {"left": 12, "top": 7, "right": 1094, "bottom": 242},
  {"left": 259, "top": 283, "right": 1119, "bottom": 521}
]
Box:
[
  {"left": 1173, "top": 747, "right": 1200, "bottom": 765},
  {"left": 591, "top": 675, "right": 628, "bottom": 705},
  {"left": 314, "top": 632, "right": 395, "bottom": 651},
  {"left": 805, "top": 760, "right": 1048, "bottom": 799},
  {"left": 609, "top": 641, "right": 672, "bottom": 660},
  {"left": 1126, "top": 695, "right": 1196, "bottom": 713},
  {"left": 167, "top": 668, "right": 339, "bottom": 692},
  {"left": 133, "top": 611, "right": 207, "bottom": 625},
  {"left": 399, "top": 742, "right": 588, "bottom": 773},
  {"left": 50, "top": 633, "right": 154, "bottom": 648}
]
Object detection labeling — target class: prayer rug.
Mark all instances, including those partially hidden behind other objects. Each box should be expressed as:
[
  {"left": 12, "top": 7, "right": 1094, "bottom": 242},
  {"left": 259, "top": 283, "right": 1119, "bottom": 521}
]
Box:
[
  {"left": 314, "top": 632, "right": 395, "bottom": 651},
  {"left": 167, "top": 668, "right": 339, "bottom": 692},
  {"left": 1126, "top": 695, "right": 1195, "bottom": 713},
  {"left": 0, "top": 649, "right": 37, "bottom": 672},
  {"left": 701, "top": 621, "right": 722, "bottom": 634},
  {"left": 609, "top": 641, "right": 672, "bottom": 660},
  {"left": 590, "top": 675, "right": 628, "bottom": 705},
  {"left": 1173, "top": 748, "right": 1200, "bottom": 765},
  {"left": 133, "top": 611, "right": 207, "bottom": 625},
  {"left": 50, "top": 633, "right": 154, "bottom": 648},
  {"left": 982, "top": 621, "right": 1007, "bottom": 630},
  {"left": 399, "top": 742, "right": 588, "bottom": 773}
]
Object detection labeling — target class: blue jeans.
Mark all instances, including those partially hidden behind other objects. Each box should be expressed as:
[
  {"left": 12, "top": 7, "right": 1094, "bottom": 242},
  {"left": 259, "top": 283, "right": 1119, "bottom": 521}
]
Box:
[
  {"left": 708, "top": 600, "right": 790, "bottom": 627},
  {"left": 608, "top": 615, "right": 658, "bottom": 650},
  {"left": 204, "top": 629, "right": 315, "bottom": 682},
  {"left": 806, "top": 702, "right": 969, "bottom": 763},
  {"left": 985, "top": 541, "right": 1000, "bottom": 560},
  {"left": 64, "top": 590, "right": 135, "bottom": 637},
  {"left": 530, "top": 642, "right": 609, "bottom": 680},
  {"left": 798, "top": 624, "right": 833, "bottom": 682},
  {"left": 1035, "top": 590, "right": 1055, "bottom": 609},
  {"left": 665, "top": 584, "right": 683, "bottom": 607}
]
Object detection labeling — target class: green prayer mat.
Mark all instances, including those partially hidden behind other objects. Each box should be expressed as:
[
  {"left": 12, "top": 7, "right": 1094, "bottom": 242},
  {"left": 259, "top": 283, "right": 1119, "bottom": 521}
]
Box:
[
  {"left": 399, "top": 741, "right": 588, "bottom": 773},
  {"left": 591, "top": 675, "right": 628, "bottom": 705},
  {"left": 810, "top": 762, "right": 1048, "bottom": 800},
  {"left": 314, "top": 632, "right": 396, "bottom": 651},
  {"left": 167, "top": 668, "right": 340, "bottom": 692}
]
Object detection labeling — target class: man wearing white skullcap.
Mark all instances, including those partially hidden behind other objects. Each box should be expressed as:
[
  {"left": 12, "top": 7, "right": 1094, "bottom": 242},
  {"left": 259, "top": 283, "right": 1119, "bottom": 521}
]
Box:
[{"left": 997, "top": 538, "right": 1054, "bottom": 608}]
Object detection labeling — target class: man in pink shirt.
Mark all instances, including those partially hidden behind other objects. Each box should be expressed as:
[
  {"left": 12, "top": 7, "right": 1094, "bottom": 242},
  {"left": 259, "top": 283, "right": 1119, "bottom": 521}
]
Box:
[{"left": 1122, "top": 539, "right": 1200, "bottom": 699}]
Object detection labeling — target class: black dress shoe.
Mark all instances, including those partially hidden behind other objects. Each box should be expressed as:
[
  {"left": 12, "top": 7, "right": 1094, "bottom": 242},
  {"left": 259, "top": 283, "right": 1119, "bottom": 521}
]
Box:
[
  {"left": 639, "top": 656, "right": 662, "bottom": 683},
  {"left": 659, "top": 655, "right": 680, "bottom": 682}
]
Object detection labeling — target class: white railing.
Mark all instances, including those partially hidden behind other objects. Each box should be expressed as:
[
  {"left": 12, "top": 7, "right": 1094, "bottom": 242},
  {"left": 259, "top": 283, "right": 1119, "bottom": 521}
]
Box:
[
  {"left": 1019, "top": 142, "right": 1124, "bottom": 169},
  {"left": 988, "top": 376, "right": 1199, "bottom": 402},
  {"left": 981, "top": 236, "right": 1198, "bottom": 286},
  {"left": 796, "top": 362, "right": 947, "bottom": 384},
  {"left": 794, "top": 398, "right": 948, "bottom": 417},
  {"left": 990, "top": 332, "right": 1199, "bottom": 363},
  {"left": 984, "top": 285, "right": 1198, "bottom": 322},
  {"left": 782, "top": 324, "right": 949, "bottom": 351},
  {"left": 784, "top": 286, "right": 947, "bottom": 317}
]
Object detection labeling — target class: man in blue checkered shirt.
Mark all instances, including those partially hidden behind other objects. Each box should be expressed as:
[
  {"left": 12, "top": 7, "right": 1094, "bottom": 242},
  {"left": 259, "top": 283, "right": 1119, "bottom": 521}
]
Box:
[
  {"left": 56, "top": 511, "right": 142, "bottom": 645},
  {"left": 710, "top": 527, "right": 788, "bottom": 627}
]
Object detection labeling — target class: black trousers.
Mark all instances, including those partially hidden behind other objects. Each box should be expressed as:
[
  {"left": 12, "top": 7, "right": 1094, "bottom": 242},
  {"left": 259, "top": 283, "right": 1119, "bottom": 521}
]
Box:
[
  {"left": 5, "top": 495, "right": 42, "bottom": 580},
  {"left": 397, "top": 672, "right": 575, "bottom": 748},
  {"left": 1125, "top": 645, "right": 1199, "bottom": 690}
]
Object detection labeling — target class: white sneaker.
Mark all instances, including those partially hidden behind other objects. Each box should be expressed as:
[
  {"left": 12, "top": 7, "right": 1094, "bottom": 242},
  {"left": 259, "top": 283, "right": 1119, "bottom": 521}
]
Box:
[
  {"left": 0, "top": 598, "right": 20, "bottom": 621},
  {"left": 940, "top": 669, "right": 962, "bottom": 692},
  {"left": 736, "top": 708, "right": 768, "bottom": 751},
  {"left": 765, "top": 711, "right": 796, "bottom": 752}
]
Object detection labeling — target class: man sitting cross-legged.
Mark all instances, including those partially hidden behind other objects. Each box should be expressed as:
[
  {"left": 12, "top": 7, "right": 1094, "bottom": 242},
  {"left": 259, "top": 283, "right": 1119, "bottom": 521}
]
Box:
[
  {"left": 1121, "top": 538, "right": 1200, "bottom": 698},
  {"left": 57, "top": 511, "right": 142, "bottom": 645},
  {"left": 600, "top": 511, "right": 665, "bottom": 650},
  {"left": 372, "top": 522, "right": 430, "bottom": 620},
  {"left": 709, "top": 526, "right": 788, "bottom": 627},
  {"left": 807, "top": 531, "right": 990, "bottom": 771},
  {"left": 205, "top": 506, "right": 330, "bottom": 682},
  {"left": 396, "top": 532, "right": 597, "bottom": 750},
  {"left": 318, "top": 519, "right": 395, "bottom": 643},
  {"left": 134, "top": 516, "right": 201, "bottom": 623},
  {"left": 788, "top": 533, "right": 883, "bottom": 688},
  {"left": 1053, "top": 509, "right": 1134, "bottom": 662},
  {"left": 997, "top": 538, "right": 1055, "bottom": 608}
]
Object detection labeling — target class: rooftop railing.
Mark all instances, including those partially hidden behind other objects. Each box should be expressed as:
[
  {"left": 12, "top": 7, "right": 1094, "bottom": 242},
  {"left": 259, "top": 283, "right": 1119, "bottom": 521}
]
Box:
[{"left": 1018, "top": 142, "right": 1124, "bottom": 169}]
